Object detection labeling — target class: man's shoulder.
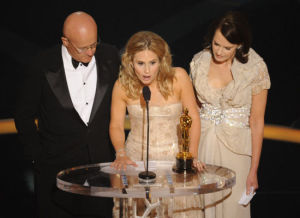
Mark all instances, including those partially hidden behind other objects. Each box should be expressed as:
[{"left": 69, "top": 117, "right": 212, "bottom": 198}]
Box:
[
  {"left": 34, "top": 45, "right": 61, "bottom": 60},
  {"left": 30, "top": 45, "right": 61, "bottom": 67},
  {"left": 21, "top": 45, "right": 62, "bottom": 78},
  {"left": 96, "top": 42, "right": 120, "bottom": 58},
  {"left": 98, "top": 42, "right": 118, "bottom": 51}
]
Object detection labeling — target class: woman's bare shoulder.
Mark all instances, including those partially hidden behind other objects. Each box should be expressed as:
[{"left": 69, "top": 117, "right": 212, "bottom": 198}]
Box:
[
  {"left": 173, "top": 67, "right": 189, "bottom": 80},
  {"left": 113, "top": 80, "right": 128, "bottom": 99}
]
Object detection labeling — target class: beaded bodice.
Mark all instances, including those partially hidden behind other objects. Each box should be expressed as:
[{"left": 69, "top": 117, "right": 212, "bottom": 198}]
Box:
[{"left": 125, "top": 103, "right": 182, "bottom": 161}]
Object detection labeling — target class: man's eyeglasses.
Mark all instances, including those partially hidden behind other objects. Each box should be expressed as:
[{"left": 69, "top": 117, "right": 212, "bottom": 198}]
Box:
[{"left": 67, "top": 37, "right": 100, "bottom": 53}]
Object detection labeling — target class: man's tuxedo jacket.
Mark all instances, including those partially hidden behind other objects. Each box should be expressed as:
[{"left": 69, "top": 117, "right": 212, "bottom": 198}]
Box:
[{"left": 15, "top": 43, "right": 120, "bottom": 168}]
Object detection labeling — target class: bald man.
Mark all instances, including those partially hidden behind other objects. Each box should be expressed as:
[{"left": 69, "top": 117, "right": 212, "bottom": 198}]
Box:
[{"left": 15, "top": 11, "right": 120, "bottom": 218}]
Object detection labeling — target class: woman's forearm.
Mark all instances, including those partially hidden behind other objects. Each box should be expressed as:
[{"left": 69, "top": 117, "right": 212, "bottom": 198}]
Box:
[
  {"left": 189, "top": 115, "right": 201, "bottom": 158},
  {"left": 109, "top": 126, "right": 126, "bottom": 153},
  {"left": 250, "top": 120, "right": 264, "bottom": 173}
]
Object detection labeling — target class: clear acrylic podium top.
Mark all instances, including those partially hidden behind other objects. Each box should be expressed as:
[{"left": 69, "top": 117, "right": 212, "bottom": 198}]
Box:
[{"left": 57, "top": 161, "right": 235, "bottom": 199}]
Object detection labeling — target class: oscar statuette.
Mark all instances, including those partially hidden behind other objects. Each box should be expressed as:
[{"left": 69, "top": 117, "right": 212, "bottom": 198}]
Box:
[{"left": 173, "top": 108, "right": 197, "bottom": 174}]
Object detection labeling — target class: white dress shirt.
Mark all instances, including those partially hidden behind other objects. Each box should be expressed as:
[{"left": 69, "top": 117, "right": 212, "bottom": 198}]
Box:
[{"left": 61, "top": 45, "right": 97, "bottom": 126}]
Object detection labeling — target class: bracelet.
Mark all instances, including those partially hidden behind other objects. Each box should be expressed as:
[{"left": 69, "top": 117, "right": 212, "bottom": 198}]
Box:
[
  {"left": 116, "top": 147, "right": 126, "bottom": 157},
  {"left": 116, "top": 147, "right": 125, "bottom": 153},
  {"left": 117, "top": 152, "right": 125, "bottom": 157}
]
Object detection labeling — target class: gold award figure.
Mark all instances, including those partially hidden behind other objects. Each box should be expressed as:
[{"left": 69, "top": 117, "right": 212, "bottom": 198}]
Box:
[{"left": 173, "top": 108, "right": 196, "bottom": 173}]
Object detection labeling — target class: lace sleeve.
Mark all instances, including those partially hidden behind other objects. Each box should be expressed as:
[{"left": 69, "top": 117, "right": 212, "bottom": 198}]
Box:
[
  {"left": 252, "top": 60, "right": 271, "bottom": 95},
  {"left": 189, "top": 57, "right": 197, "bottom": 82}
]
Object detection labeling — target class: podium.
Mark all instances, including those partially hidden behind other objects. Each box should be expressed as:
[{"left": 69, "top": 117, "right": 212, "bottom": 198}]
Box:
[{"left": 57, "top": 161, "right": 235, "bottom": 217}]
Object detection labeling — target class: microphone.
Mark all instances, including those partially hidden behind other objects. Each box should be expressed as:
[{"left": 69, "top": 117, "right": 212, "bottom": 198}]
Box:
[
  {"left": 138, "top": 86, "right": 156, "bottom": 184},
  {"left": 143, "top": 86, "right": 151, "bottom": 102}
]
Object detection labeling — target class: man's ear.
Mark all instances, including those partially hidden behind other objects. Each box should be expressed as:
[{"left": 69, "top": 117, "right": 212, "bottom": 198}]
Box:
[{"left": 61, "top": 36, "right": 68, "bottom": 46}]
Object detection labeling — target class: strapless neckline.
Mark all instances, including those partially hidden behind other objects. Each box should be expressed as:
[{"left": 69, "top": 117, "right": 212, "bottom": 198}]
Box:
[{"left": 127, "top": 102, "right": 182, "bottom": 108}]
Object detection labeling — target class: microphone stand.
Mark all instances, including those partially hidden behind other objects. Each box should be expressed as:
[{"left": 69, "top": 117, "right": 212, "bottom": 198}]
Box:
[
  {"left": 145, "top": 99, "right": 150, "bottom": 173},
  {"left": 138, "top": 89, "right": 156, "bottom": 184}
]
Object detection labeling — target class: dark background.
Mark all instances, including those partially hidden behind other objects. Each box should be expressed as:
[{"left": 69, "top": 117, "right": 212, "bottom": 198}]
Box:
[{"left": 0, "top": 0, "right": 300, "bottom": 217}]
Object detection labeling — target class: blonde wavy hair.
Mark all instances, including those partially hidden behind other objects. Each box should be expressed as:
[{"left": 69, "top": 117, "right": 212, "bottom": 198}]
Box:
[{"left": 119, "top": 31, "right": 175, "bottom": 99}]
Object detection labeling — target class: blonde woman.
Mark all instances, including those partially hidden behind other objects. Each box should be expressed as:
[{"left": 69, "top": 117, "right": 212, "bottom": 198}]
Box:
[{"left": 109, "top": 31, "right": 203, "bottom": 217}]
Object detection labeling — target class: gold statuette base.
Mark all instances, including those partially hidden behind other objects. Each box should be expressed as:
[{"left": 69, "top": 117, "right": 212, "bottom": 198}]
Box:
[{"left": 172, "top": 156, "right": 197, "bottom": 174}]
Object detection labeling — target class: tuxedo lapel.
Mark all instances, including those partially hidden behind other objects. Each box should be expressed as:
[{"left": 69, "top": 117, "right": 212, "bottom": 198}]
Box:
[
  {"left": 89, "top": 59, "right": 110, "bottom": 123},
  {"left": 45, "top": 67, "right": 74, "bottom": 110}
]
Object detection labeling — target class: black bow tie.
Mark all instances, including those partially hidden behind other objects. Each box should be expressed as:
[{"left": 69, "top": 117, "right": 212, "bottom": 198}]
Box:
[{"left": 72, "top": 58, "right": 89, "bottom": 69}]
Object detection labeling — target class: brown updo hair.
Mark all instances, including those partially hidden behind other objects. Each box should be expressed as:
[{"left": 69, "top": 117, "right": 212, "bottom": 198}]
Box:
[{"left": 203, "top": 11, "right": 252, "bottom": 63}]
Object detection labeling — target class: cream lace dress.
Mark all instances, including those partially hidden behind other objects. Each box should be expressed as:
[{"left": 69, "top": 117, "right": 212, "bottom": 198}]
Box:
[
  {"left": 190, "top": 48, "right": 271, "bottom": 218},
  {"left": 115, "top": 103, "right": 202, "bottom": 217}
]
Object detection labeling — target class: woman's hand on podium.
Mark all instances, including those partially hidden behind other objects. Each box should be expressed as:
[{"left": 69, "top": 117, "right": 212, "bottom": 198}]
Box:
[
  {"left": 111, "top": 155, "right": 138, "bottom": 171},
  {"left": 193, "top": 159, "right": 206, "bottom": 172}
]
